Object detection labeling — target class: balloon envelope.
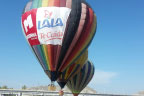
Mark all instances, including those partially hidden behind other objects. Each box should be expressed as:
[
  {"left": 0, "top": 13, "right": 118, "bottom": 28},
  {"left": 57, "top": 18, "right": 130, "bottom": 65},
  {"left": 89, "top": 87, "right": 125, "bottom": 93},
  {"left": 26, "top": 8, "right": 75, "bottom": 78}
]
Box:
[
  {"left": 66, "top": 60, "right": 95, "bottom": 96},
  {"left": 21, "top": 0, "right": 97, "bottom": 81},
  {"left": 57, "top": 50, "right": 88, "bottom": 89}
]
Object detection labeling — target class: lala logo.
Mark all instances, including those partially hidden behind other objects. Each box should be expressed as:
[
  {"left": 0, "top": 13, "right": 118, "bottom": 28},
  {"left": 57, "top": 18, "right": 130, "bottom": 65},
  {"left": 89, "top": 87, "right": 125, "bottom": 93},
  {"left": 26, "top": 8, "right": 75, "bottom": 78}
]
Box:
[
  {"left": 38, "top": 10, "right": 64, "bottom": 30},
  {"left": 44, "top": 10, "right": 52, "bottom": 19}
]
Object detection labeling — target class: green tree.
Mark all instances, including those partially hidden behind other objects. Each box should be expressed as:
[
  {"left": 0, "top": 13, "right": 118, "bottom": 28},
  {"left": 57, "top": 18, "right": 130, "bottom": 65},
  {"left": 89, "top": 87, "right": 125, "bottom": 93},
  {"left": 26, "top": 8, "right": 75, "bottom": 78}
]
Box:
[
  {"left": 1, "top": 85, "right": 8, "bottom": 89},
  {"left": 22, "top": 85, "right": 27, "bottom": 90}
]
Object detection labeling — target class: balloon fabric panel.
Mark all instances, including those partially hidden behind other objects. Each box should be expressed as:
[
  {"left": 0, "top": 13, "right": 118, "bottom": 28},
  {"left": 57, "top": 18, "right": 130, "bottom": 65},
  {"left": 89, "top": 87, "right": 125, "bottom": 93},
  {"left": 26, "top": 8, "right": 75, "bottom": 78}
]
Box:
[
  {"left": 81, "top": 62, "right": 95, "bottom": 90},
  {"left": 42, "top": 0, "right": 49, "bottom": 7},
  {"left": 66, "top": 61, "right": 95, "bottom": 95},
  {"left": 56, "top": 0, "right": 82, "bottom": 71},
  {"left": 31, "top": 0, "right": 39, "bottom": 9},
  {"left": 61, "top": 3, "right": 87, "bottom": 70},
  {"left": 66, "top": 0, "right": 72, "bottom": 9},
  {"left": 60, "top": 0, "right": 66, "bottom": 7},
  {"left": 32, "top": 45, "right": 48, "bottom": 70},
  {"left": 59, "top": 7, "right": 97, "bottom": 72}
]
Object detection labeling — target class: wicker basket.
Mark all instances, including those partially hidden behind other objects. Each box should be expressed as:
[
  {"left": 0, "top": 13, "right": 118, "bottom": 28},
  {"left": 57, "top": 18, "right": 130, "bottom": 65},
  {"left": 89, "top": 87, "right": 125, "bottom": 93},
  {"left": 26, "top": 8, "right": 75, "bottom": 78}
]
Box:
[{"left": 48, "top": 85, "right": 56, "bottom": 91}]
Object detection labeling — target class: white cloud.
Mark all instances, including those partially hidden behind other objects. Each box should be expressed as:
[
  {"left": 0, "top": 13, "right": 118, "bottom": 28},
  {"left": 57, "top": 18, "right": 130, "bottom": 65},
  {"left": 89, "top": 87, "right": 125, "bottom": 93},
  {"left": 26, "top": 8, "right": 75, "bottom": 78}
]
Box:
[{"left": 89, "top": 70, "right": 117, "bottom": 85}]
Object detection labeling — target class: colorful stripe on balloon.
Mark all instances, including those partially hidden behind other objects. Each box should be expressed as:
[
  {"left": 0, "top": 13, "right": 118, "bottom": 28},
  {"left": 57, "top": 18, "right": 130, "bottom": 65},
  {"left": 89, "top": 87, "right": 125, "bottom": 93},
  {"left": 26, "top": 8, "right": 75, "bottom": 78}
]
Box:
[{"left": 66, "top": 60, "right": 95, "bottom": 94}]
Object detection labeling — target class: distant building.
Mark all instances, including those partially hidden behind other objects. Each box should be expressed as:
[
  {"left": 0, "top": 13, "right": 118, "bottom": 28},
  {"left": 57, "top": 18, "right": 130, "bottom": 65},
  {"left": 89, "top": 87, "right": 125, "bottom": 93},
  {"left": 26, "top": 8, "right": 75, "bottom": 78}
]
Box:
[{"left": 137, "top": 91, "right": 144, "bottom": 95}]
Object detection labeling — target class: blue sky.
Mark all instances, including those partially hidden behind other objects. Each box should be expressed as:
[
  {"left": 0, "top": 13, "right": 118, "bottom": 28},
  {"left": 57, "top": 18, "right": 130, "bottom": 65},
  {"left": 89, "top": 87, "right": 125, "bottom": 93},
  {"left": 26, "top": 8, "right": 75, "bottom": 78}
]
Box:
[{"left": 0, "top": 0, "right": 144, "bottom": 94}]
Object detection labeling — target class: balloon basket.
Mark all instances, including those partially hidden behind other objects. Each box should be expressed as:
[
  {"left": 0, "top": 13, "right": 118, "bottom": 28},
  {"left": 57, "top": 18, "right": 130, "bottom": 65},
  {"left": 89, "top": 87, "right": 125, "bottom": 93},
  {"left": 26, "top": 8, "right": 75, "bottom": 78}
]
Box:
[{"left": 48, "top": 82, "right": 56, "bottom": 91}]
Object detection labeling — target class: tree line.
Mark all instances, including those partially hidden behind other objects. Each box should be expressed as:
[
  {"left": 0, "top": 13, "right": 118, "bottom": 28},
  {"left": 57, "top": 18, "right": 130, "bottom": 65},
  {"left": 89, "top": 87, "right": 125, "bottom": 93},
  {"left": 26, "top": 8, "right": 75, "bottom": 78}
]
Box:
[{"left": 0, "top": 85, "right": 27, "bottom": 90}]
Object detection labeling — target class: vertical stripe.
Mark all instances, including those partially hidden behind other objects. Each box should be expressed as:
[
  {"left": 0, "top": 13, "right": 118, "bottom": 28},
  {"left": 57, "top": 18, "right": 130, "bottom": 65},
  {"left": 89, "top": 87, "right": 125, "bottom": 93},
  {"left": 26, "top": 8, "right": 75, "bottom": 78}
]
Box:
[
  {"left": 54, "top": 0, "right": 60, "bottom": 7},
  {"left": 42, "top": 0, "right": 49, "bottom": 7},
  {"left": 66, "top": 0, "right": 72, "bottom": 8},
  {"left": 47, "top": 45, "right": 55, "bottom": 71},
  {"left": 65, "top": 68, "right": 69, "bottom": 79},
  {"left": 82, "top": 62, "right": 91, "bottom": 88},
  {"left": 60, "top": 0, "right": 66, "bottom": 7},
  {"left": 42, "top": 45, "right": 50, "bottom": 70},
  {"left": 32, "top": 46, "right": 47, "bottom": 70},
  {"left": 37, "top": 45, "right": 48, "bottom": 69},
  {"left": 82, "top": 61, "right": 94, "bottom": 90},
  {"left": 48, "top": 0, "right": 54, "bottom": 6},
  {"left": 32, "top": 0, "right": 39, "bottom": 8},
  {"left": 79, "top": 64, "right": 88, "bottom": 89},
  {"left": 75, "top": 71, "right": 80, "bottom": 91},
  {"left": 38, "top": 0, "right": 42, "bottom": 8}
]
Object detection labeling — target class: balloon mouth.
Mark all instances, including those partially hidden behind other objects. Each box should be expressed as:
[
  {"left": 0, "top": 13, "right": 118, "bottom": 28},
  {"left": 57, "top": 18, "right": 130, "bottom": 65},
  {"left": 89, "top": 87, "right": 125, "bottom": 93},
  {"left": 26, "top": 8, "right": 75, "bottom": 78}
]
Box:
[
  {"left": 45, "top": 70, "right": 62, "bottom": 81},
  {"left": 57, "top": 81, "right": 67, "bottom": 89}
]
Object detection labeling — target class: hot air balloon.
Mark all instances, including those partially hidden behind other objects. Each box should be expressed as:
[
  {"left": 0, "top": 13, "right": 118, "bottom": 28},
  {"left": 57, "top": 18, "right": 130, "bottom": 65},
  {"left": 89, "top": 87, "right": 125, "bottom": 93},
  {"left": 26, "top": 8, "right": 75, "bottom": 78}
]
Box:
[
  {"left": 21, "top": 0, "right": 97, "bottom": 83},
  {"left": 66, "top": 60, "right": 95, "bottom": 96},
  {"left": 57, "top": 50, "right": 88, "bottom": 89}
]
